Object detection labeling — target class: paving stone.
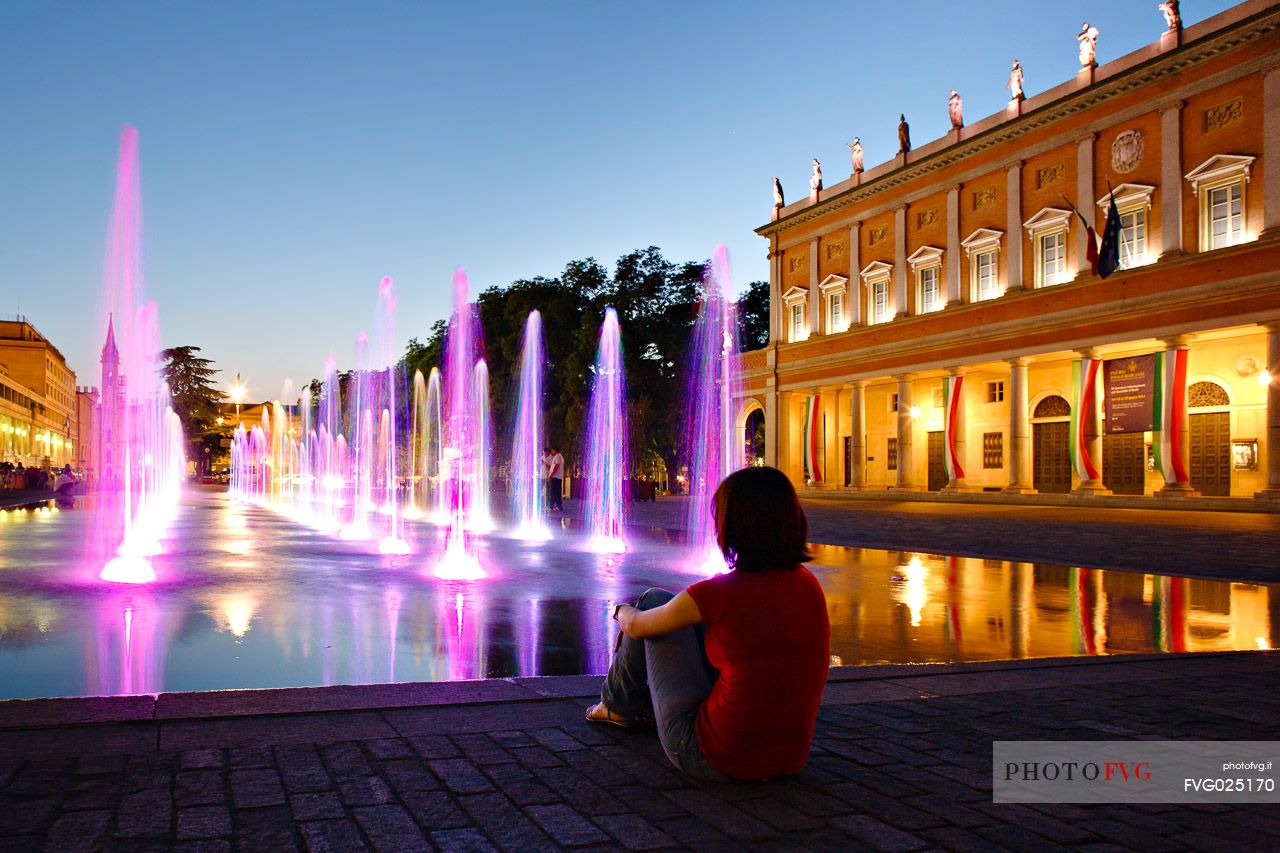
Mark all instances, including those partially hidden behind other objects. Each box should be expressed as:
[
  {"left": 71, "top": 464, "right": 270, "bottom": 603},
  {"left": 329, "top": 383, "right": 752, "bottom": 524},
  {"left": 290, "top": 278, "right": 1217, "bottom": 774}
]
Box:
[
  {"left": 181, "top": 750, "right": 223, "bottom": 770},
  {"left": 534, "top": 766, "right": 628, "bottom": 816},
  {"left": 115, "top": 788, "right": 173, "bottom": 838},
  {"left": 657, "top": 815, "right": 730, "bottom": 846},
  {"left": 527, "top": 727, "right": 585, "bottom": 753},
  {"left": 659, "top": 787, "right": 776, "bottom": 841},
  {"left": 230, "top": 768, "right": 286, "bottom": 808},
  {"left": 177, "top": 806, "right": 232, "bottom": 839},
  {"left": 920, "top": 825, "right": 1009, "bottom": 853},
  {"left": 300, "top": 818, "right": 369, "bottom": 852},
  {"left": 592, "top": 812, "right": 678, "bottom": 850},
  {"left": 320, "top": 742, "right": 375, "bottom": 778},
  {"left": 338, "top": 776, "right": 395, "bottom": 807},
  {"left": 63, "top": 776, "right": 124, "bottom": 811},
  {"left": 352, "top": 804, "right": 430, "bottom": 852},
  {"left": 43, "top": 809, "right": 111, "bottom": 852},
  {"left": 827, "top": 814, "right": 929, "bottom": 852},
  {"left": 290, "top": 791, "right": 346, "bottom": 822},
  {"left": 228, "top": 747, "right": 274, "bottom": 769},
  {"left": 507, "top": 746, "right": 564, "bottom": 769},
  {"left": 236, "top": 805, "right": 300, "bottom": 851},
  {"left": 175, "top": 770, "right": 226, "bottom": 807},
  {"left": 430, "top": 827, "right": 497, "bottom": 852},
  {"left": 450, "top": 734, "right": 512, "bottom": 765},
  {"left": 523, "top": 803, "right": 609, "bottom": 846},
  {"left": 400, "top": 790, "right": 472, "bottom": 830},
  {"left": 276, "top": 746, "right": 332, "bottom": 793},
  {"left": 171, "top": 841, "right": 232, "bottom": 853},
  {"left": 429, "top": 759, "right": 494, "bottom": 794},
  {"left": 378, "top": 759, "right": 439, "bottom": 795},
  {"left": 409, "top": 735, "right": 461, "bottom": 760},
  {"left": 0, "top": 837, "right": 38, "bottom": 853},
  {"left": 457, "top": 792, "right": 557, "bottom": 852},
  {"left": 363, "top": 739, "right": 414, "bottom": 761},
  {"left": 562, "top": 748, "right": 639, "bottom": 788}
]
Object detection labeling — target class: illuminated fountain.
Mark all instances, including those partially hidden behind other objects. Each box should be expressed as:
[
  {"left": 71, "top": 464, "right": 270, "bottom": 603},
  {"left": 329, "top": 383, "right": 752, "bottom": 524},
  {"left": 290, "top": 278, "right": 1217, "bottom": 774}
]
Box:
[
  {"left": 408, "top": 367, "right": 445, "bottom": 521},
  {"left": 583, "top": 307, "right": 629, "bottom": 552},
  {"left": 510, "top": 311, "right": 548, "bottom": 539},
  {"left": 681, "top": 245, "right": 743, "bottom": 573},
  {"left": 374, "top": 277, "right": 409, "bottom": 555},
  {"left": 94, "top": 125, "right": 186, "bottom": 584}
]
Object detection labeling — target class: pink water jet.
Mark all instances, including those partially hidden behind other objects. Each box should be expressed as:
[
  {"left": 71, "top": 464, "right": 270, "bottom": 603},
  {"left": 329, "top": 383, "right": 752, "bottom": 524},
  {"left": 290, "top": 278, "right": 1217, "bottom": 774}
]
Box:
[
  {"left": 510, "top": 311, "right": 548, "bottom": 540},
  {"left": 583, "top": 308, "right": 629, "bottom": 553}
]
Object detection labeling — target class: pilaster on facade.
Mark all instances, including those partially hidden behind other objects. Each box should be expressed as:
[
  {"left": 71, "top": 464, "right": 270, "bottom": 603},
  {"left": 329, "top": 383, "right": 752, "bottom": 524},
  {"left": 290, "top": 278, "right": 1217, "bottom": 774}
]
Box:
[
  {"left": 1262, "top": 66, "right": 1280, "bottom": 241},
  {"left": 1075, "top": 134, "right": 1097, "bottom": 278},
  {"left": 894, "top": 206, "right": 909, "bottom": 319},
  {"left": 768, "top": 243, "right": 782, "bottom": 345},
  {"left": 946, "top": 186, "right": 961, "bottom": 305},
  {"left": 1003, "top": 356, "right": 1036, "bottom": 494},
  {"left": 1160, "top": 100, "right": 1185, "bottom": 259},
  {"left": 890, "top": 374, "right": 922, "bottom": 492},
  {"left": 807, "top": 238, "right": 821, "bottom": 336},
  {"left": 848, "top": 380, "right": 869, "bottom": 491},
  {"left": 1256, "top": 321, "right": 1280, "bottom": 500},
  {"left": 848, "top": 223, "right": 863, "bottom": 327},
  {"left": 1005, "top": 162, "right": 1024, "bottom": 292}
]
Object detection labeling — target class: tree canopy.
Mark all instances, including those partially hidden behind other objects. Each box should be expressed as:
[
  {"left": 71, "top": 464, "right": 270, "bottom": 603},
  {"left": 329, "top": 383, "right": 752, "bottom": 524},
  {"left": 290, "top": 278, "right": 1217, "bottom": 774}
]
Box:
[{"left": 162, "top": 345, "right": 228, "bottom": 472}]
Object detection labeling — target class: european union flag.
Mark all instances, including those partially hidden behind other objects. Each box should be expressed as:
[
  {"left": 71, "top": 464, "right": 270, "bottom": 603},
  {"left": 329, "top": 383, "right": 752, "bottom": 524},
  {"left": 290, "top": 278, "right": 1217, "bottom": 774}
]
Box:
[{"left": 1097, "top": 190, "right": 1122, "bottom": 278}]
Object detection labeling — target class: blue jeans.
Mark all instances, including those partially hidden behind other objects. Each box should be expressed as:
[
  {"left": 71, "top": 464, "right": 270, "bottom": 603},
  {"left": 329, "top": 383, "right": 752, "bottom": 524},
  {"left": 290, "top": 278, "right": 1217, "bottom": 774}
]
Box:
[{"left": 600, "top": 588, "right": 729, "bottom": 781}]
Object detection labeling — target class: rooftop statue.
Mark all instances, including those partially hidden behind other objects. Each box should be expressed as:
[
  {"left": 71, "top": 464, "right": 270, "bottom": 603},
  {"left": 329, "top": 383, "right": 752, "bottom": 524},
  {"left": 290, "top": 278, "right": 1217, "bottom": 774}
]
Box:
[
  {"left": 1006, "top": 58, "right": 1025, "bottom": 101},
  {"left": 897, "top": 114, "right": 911, "bottom": 154},
  {"left": 1078, "top": 22, "right": 1099, "bottom": 69},
  {"left": 948, "top": 89, "right": 963, "bottom": 130},
  {"left": 1159, "top": 0, "right": 1181, "bottom": 31},
  {"left": 773, "top": 177, "right": 785, "bottom": 209},
  {"left": 846, "top": 137, "right": 864, "bottom": 174},
  {"left": 809, "top": 159, "right": 823, "bottom": 192}
]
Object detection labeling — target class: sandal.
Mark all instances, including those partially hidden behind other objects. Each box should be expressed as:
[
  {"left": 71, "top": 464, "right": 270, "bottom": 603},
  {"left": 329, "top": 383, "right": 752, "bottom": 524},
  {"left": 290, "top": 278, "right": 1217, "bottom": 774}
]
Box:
[{"left": 585, "top": 702, "right": 650, "bottom": 729}]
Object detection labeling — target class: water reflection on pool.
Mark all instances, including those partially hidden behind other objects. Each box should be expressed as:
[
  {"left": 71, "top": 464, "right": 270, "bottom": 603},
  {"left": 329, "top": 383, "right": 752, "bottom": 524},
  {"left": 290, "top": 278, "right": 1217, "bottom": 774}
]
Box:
[{"left": 0, "top": 491, "right": 1272, "bottom": 699}]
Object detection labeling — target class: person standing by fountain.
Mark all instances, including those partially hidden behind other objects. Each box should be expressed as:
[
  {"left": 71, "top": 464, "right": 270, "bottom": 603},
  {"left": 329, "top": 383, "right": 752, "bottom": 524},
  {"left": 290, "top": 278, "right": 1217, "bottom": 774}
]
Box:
[
  {"left": 587, "top": 467, "right": 830, "bottom": 781},
  {"left": 543, "top": 445, "right": 565, "bottom": 512}
]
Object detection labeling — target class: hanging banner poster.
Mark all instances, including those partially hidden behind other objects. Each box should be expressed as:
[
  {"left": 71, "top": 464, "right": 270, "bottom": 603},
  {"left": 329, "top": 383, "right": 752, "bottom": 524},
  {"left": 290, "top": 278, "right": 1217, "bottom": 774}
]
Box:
[{"left": 1104, "top": 354, "right": 1156, "bottom": 434}]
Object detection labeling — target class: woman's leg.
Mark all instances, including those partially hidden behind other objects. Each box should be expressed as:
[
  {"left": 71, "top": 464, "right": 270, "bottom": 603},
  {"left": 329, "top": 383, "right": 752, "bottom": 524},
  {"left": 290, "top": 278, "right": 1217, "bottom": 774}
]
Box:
[
  {"left": 644, "top": 625, "right": 728, "bottom": 780},
  {"left": 597, "top": 588, "right": 673, "bottom": 719}
]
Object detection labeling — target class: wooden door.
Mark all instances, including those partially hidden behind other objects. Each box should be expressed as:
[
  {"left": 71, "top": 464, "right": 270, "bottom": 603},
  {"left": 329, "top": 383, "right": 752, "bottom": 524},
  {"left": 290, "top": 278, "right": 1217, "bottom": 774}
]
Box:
[
  {"left": 1033, "top": 421, "right": 1071, "bottom": 494},
  {"left": 927, "top": 431, "right": 946, "bottom": 491},
  {"left": 1103, "top": 432, "right": 1145, "bottom": 495},
  {"left": 1189, "top": 411, "right": 1230, "bottom": 496},
  {"left": 843, "top": 436, "right": 852, "bottom": 487}
]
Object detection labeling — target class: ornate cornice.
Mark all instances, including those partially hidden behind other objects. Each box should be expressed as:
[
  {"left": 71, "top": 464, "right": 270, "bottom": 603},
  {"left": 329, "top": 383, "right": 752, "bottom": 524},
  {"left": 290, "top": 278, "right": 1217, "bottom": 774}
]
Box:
[{"left": 756, "top": 6, "right": 1280, "bottom": 240}]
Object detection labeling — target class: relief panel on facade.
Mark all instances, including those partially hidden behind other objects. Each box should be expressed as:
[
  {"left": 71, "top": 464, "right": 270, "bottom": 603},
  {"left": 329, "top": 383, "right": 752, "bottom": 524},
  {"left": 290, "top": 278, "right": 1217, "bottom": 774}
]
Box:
[
  {"left": 1035, "top": 163, "right": 1066, "bottom": 189},
  {"left": 1111, "top": 130, "right": 1144, "bottom": 174},
  {"left": 1203, "top": 97, "right": 1243, "bottom": 133},
  {"left": 916, "top": 208, "right": 938, "bottom": 229},
  {"left": 868, "top": 225, "right": 888, "bottom": 246},
  {"left": 973, "top": 187, "right": 997, "bottom": 210}
]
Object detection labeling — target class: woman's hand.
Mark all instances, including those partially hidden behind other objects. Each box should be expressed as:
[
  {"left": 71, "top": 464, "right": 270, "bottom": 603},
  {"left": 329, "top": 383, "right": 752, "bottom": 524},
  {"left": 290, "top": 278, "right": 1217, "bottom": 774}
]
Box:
[{"left": 616, "top": 592, "right": 702, "bottom": 640}]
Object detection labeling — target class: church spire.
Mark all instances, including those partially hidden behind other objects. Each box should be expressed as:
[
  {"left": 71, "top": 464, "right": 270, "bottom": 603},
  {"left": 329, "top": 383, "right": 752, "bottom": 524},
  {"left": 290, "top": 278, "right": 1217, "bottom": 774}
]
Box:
[{"left": 101, "top": 313, "right": 119, "bottom": 365}]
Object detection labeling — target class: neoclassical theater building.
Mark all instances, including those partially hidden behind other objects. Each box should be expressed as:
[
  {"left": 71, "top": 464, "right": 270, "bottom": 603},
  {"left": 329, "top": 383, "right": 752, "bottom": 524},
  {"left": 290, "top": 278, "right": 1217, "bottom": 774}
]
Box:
[{"left": 744, "top": 0, "right": 1280, "bottom": 502}]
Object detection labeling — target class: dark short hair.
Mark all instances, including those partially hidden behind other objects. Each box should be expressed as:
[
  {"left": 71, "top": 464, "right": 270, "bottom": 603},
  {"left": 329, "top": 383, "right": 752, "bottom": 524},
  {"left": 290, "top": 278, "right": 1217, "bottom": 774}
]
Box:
[{"left": 712, "top": 466, "right": 812, "bottom": 572}]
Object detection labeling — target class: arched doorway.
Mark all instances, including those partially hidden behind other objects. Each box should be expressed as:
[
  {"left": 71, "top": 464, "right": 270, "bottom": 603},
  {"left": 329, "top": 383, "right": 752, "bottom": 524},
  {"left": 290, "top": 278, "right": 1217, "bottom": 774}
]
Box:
[
  {"left": 740, "top": 400, "right": 765, "bottom": 467},
  {"left": 1188, "top": 380, "right": 1231, "bottom": 496},
  {"left": 1032, "top": 394, "right": 1072, "bottom": 494}
]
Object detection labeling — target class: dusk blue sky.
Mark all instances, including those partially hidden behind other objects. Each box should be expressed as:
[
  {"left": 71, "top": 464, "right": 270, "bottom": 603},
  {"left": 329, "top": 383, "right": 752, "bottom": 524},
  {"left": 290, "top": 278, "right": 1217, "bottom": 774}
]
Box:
[{"left": 1, "top": 1, "right": 1238, "bottom": 399}]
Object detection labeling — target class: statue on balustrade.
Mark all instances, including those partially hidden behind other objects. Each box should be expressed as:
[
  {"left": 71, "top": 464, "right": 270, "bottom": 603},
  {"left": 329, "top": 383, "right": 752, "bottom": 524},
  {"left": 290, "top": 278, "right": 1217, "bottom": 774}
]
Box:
[
  {"left": 1078, "top": 22, "right": 1099, "bottom": 69},
  {"left": 772, "top": 177, "right": 785, "bottom": 209},
  {"left": 809, "top": 159, "right": 823, "bottom": 192},
  {"left": 846, "top": 137, "right": 864, "bottom": 174},
  {"left": 1159, "top": 1, "right": 1181, "bottom": 31},
  {"left": 897, "top": 115, "right": 911, "bottom": 154},
  {"left": 1006, "top": 58, "right": 1025, "bottom": 101},
  {"left": 948, "top": 89, "right": 963, "bottom": 130}
]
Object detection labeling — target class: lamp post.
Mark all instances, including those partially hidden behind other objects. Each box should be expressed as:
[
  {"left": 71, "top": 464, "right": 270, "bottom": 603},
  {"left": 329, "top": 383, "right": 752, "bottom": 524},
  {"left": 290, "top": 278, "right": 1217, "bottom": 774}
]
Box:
[{"left": 231, "top": 373, "right": 245, "bottom": 427}]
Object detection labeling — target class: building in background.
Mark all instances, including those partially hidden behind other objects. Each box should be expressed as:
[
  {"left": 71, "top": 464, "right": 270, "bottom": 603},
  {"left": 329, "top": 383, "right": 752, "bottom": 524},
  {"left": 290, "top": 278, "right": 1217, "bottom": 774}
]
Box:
[
  {"left": 0, "top": 315, "right": 78, "bottom": 469},
  {"left": 746, "top": 0, "right": 1280, "bottom": 503}
]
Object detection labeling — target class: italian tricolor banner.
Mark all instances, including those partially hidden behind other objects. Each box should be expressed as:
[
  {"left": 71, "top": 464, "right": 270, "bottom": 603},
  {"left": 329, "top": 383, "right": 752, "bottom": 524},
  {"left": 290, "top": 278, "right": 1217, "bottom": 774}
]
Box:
[
  {"left": 1068, "top": 358, "right": 1101, "bottom": 481},
  {"left": 803, "top": 395, "right": 823, "bottom": 483},
  {"left": 1151, "top": 348, "right": 1190, "bottom": 485},
  {"left": 942, "top": 375, "right": 965, "bottom": 482}
]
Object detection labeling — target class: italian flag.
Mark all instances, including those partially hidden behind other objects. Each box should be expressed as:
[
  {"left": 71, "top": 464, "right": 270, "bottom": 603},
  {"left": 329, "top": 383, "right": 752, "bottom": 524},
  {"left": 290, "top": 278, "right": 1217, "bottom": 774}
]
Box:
[
  {"left": 1152, "top": 348, "right": 1190, "bottom": 485},
  {"left": 942, "top": 375, "right": 965, "bottom": 482},
  {"left": 1068, "top": 358, "right": 1101, "bottom": 481},
  {"left": 804, "top": 395, "right": 823, "bottom": 483}
]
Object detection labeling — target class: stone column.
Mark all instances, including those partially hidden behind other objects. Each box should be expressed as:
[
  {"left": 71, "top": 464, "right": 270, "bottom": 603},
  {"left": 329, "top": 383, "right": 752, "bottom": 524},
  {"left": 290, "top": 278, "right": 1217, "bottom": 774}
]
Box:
[
  {"left": 1003, "top": 357, "right": 1035, "bottom": 493},
  {"left": 942, "top": 367, "right": 976, "bottom": 492},
  {"left": 946, "top": 185, "right": 961, "bottom": 305},
  {"left": 1006, "top": 162, "right": 1023, "bottom": 292},
  {"left": 1257, "top": 322, "right": 1280, "bottom": 500},
  {"left": 894, "top": 206, "right": 908, "bottom": 318},
  {"left": 1263, "top": 69, "right": 1280, "bottom": 240},
  {"left": 808, "top": 238, "right": 821, "bottom": 335},
  {"left": 768, "top": 244, "right": 782, "bottom": 344},
  {"left": 1160, "top": 101, "right": 1185, "bottom": 258},
  {"left": 892, "top": 374, "right": 921, "bottom": 491},
  {"left": 848, "top": 223, "right": 862, "bottom": 327},
  {"left": 849, "top": 380, "right": 868, "bottom": 490},
  {"left": 1072, "top": 347, "right": 1112, "bottom": 496},
  {"left": 764, "top": 380, "right": 779, "bottom": 468},
  {"left": 1156, "top": 334, "right": 1199, "bottom": 497},
  {"left": 776, "top": 391, "right": 794, "bottom": 481},
  {"left": 1076, "top": 134, "right": 1096, "bottom": 277}
]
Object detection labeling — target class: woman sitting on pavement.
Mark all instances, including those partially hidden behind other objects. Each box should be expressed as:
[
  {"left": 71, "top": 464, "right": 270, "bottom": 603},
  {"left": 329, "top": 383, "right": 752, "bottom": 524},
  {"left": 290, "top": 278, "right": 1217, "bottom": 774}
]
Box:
[{"left": 587, "top": 466, "right": 830, "bottom": 781}]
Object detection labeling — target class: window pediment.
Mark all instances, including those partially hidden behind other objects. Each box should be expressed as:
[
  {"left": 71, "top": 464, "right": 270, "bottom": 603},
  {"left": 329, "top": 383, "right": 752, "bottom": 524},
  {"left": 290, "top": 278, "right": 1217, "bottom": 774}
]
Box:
[
  {"left": 1097, "top": 183, "right": 1155, "bottom": 211},
  {"left": 906, "top": 245, "right": 944, "bottom": 271},
  {"left": 1022, "top": 207, "right": 1073, "bottom": 236},
  {"left": 1184, "top": 154, "right": 1255, "bottom": 196},
  {"left": 859, "top": 261, "right": 893, "bottom": 284},
  {"left": 818, "top": 274, "right": 848, "bottom": 295},
  {"left": 781, "top": 285, "right": 808, "bottom": 305},
  {"left": 960, "top": 228, "right": 1003, "bottom": 256}
]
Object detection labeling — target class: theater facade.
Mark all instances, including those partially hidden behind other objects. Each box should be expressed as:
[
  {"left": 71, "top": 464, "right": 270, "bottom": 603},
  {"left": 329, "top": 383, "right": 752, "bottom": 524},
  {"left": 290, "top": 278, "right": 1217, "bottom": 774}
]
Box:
[{"left": 745, "top": 0, "right": 1280, "bottom": 503}]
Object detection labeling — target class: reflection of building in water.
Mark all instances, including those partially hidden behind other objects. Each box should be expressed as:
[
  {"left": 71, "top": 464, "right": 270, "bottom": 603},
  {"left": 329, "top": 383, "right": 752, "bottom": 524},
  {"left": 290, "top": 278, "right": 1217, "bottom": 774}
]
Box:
[{"left": 820, "top": 551, "right": 1273, "bottom": 665}]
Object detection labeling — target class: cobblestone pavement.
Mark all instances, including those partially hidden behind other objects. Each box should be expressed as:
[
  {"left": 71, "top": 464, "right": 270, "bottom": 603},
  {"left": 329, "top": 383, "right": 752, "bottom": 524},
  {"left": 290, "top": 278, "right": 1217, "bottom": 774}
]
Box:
[
  {"left": 1, "top": 652, "right": 1278, "bottom": 851},
  {"left": 578, "top": 496, "right": 1280, "bottom": 581}
]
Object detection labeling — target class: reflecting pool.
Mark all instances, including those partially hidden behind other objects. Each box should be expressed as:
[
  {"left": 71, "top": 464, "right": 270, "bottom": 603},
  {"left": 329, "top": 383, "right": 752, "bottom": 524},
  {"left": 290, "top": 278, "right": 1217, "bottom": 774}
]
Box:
[{"left": 0, "top": 490, "right": 1273, "bottom": 699}]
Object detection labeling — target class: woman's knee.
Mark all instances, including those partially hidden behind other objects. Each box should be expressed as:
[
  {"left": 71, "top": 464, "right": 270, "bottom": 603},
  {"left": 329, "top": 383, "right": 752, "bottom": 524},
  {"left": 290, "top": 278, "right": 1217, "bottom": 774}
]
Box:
[{"left": 637, "top": 587, "right": 675, "bottom": 611}]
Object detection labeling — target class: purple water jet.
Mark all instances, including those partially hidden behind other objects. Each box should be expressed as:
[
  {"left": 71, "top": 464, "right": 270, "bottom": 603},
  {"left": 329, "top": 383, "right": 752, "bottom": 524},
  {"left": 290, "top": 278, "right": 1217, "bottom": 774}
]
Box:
[
  {"left": 510, "top": 311, "right": 548, "bottom": 539},
  {"left": 583, "top": 308, "right": 629, "bottom": 552}
]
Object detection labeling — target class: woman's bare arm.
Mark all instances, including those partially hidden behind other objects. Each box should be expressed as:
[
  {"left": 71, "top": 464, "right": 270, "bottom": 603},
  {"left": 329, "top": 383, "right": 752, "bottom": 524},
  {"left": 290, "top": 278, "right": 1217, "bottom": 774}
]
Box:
[{"left": 618, "top": 590, "right": 702, "bottom": 639}]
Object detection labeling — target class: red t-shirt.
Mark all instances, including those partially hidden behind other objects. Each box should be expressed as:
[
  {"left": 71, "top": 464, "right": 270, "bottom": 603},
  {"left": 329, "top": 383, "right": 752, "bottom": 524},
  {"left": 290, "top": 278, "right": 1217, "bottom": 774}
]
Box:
[{"left": 686, "top": 566, "right": 830, "bottom": 779}]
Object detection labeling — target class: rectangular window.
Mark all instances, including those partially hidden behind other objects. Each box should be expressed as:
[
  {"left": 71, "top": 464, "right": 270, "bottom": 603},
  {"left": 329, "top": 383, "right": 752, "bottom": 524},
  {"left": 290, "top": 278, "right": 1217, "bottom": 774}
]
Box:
[
  {"left": 890, "top": 393, "right": 899, "bottom": 413},
  {"left": 887, "top": 437, "right": 898, "bottom": 471},
  {"left": 827, "top": 292, "right": 843, "bottom": 332},
  {"left": 932, "top": 387, "right": 944, "bottom": 408},
  {"left": 789, "top": 303, "right": 804, "bottom": 341},
  {"left": 1118, "top": 208, "right": 1146, "bottom": 269},
  {"left": 1039, "top": 231, "right": 1065, "bottom": 286},
  {"left": 1208, "top": 182, "right": 1243, "bottom": 249},
  {"left": 983, "top": 432, "right": 1004, "bottom": 469},
  {"left": 919, "top": 267, "right": 940, "bottom": 313},
  {"left": 987, "top": 381, "right": 1005, "bottom": 403},
  {"left": 975, "top": 250, "right": 998, "bottom": 300},
  {"left": 871, "top": 280, "right": 889, "bottom": 324}
]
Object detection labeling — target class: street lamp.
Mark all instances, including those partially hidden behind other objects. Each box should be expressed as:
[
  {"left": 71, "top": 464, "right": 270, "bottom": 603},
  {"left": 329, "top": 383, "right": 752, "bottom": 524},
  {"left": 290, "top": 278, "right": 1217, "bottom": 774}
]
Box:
[{"left": 231, "top": 373, "right": 246, "bottom": 427}]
